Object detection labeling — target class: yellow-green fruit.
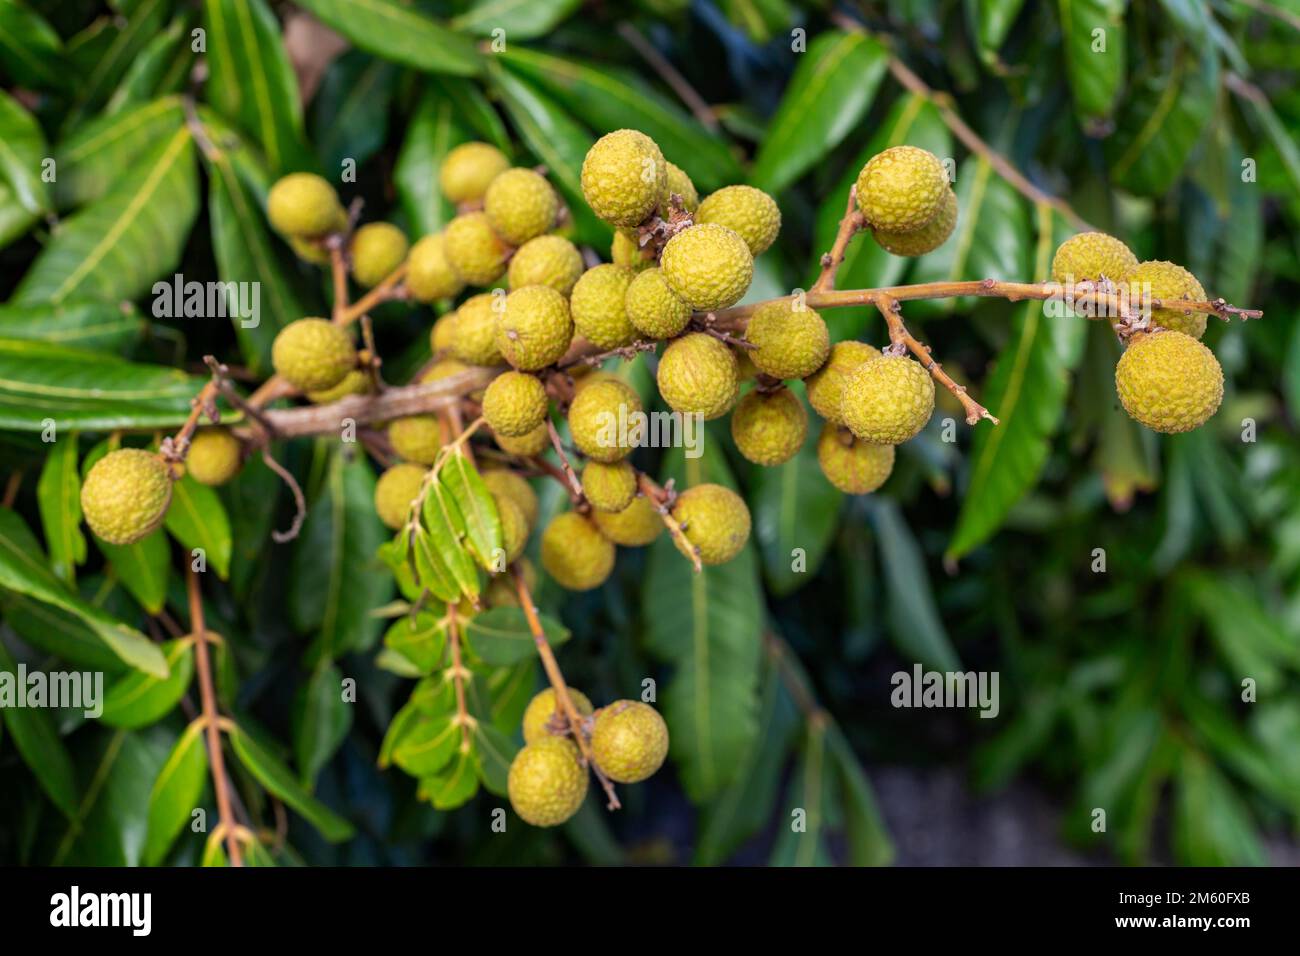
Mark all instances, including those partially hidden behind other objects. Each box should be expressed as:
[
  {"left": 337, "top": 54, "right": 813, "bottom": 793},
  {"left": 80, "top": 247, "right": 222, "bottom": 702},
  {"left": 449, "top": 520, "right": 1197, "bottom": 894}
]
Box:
[
  {"left": 541, "top": 512, "right": 616, "bottom": 591},
  {"left": 1115, "top": 330, "right": 1223, "bottom": 434},
  {"left": 406, "top": 234, "right": 465, "bottom": 302},
  {"left": 570, "top": 264, "right": 637, "bottom": 349},
  {"left": 422, "top": 358, "right": 472, "bottom": 383},
  {"left": 440, "top": 141, "right": 510, "bottom": 204},
  {"left": 660, "top": 223, "right": 753, "bottom": 311},
  {"left": 841, "top": 354, "right": 935, "bottom": 444},
  {"left": 568, "top": 378, "right": 643, "bottom": 463},
  {"left": 805, "top": 341, "right": 879, "bottom": 425},
  {"left": 816, "top": 424, "right": 895, "bottom": 494},
  {"left": 185, "top": 428, "right": 242, "bottom": 486},
  {"left": 1050, "top": 231, "right": 1137, "bottom": 284},
  {"left": 493, "top": 493, "right": 529, "bottom": 565},
  {"left": 448, "top": 293, "right": 503, "bottom": 366},
  {"left": 570, "top": 368, "right": 621, "bottom": 394},
  {"left": 874, "top": 187, "right": 957, "bottom": 257},
  {"left": 1126, "top": 260, "right": 1208, "bottom": 339},
  {"left": 289, "top": 235, "right": 331, "bottom": 265},
  {"left": 730, "top": 388, "right": 807, "bottom": 466},
  {"left": 388, "top": 415, "right": 442, "bottom": 465},
  {"left": 522, "top": 688, "right": 594, "bottom": 744},
  {"left": 591, "top": 700, "right": 669, "bottom": 783},
  {"left": 306, "top": 368, "right": 369, "bottom": 404},
  {"left": 272, "top": 318, "right": 357, "bottom": 392},
  {"left": 350, "top": 222, "right": 409, "bottom": 287},
  {"left": 656, "top": 332, "right": 738, "bottom": 420},
  {"left": 744, "top": 300, "right": 830, "bottom": 380},
  {"left": 482, "top": 469, "right": 539, "bottom": 528},
  {"left": 592, "top": 495, "right": 662, "bottom": 547},
  {"left": 611, "top": 229, "right": 653, "bottom": 272},
  {"left": 482, "top": 370, "right": 548, "bottom": 437},
  {"left": 582, "top": 460, "right": 637, "bottom": 513},
  {"left": 695, "top": 185, "right": 781, "bottom": 256},
  {"left": 671, "top": 483, "right": 750, "bottom": 566},
  {"left": 625, "top": 267, "right": 691, "bottom": 339},
  {"left": 496, "top": 422, "right": 550, "bottom": 457},
  {"left": 507, "top": 737, "right": 588, "bottom": 827},
  {"left": 444, "top": 212, "right": 508, "bottom": 285},
  {"left": 374, "top": 462, "right": 427, "bottom": 530},
  {"left": 855, "top": 145, "right": 948, "bottom": 233},
  {"left": 658, "top": 161, "right": 699, "bottom": 213},
  {"left": 508, "top": 235, "right": 584, "bottom": 294},
  {"left": 430, "top": 313, "right": 457, "bottom": 356},
  {"left": 484, "top": 168, "right": 558, "bottom": 245},
  {"left": 497, "top": 285, "right": 573, "bottom": 370},
  {"left": 267, "top": 172, "right": 343, "bottom": 238},
  {"left": 80, "top": 448, "right": 173, "bottom": 546},
  {"left": 733, "top": 344, "right": 758, "bottom": 382},
  {"left": 580, "top": 129, "right": 666, "bottom": 227}
]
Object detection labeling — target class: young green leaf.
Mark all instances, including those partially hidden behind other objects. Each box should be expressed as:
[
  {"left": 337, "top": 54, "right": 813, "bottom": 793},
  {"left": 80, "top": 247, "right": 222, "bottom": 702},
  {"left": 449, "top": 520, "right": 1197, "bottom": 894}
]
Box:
[
  {"left": 383, "top": 610, "right": 449, "bottom": 675},
  {"left": 143, "top": 718, "right": 208, "bottom": 866},
  {"left": 164, "top": 475, "right": 233, "bottom": 581},
  {"left": 0, "top": 300, "right": 143, "bottom": 353},
  {"left": 0, "top": 89, "right": 50, "bottom": 215},
  {"left": 420, "top": 750, "right": 478, "bottom": 810},
  {"left": 439, "top": 451, "right": 502, "bottom": 571},
  {"left": 292, "top": 0, "right": 482, "bottom": 77},
  {"left": 97, "top": 528, "right": 170, "bottom": 615},
  {"left": 36, "top": 432, "right": 86, "bottom": 583},
  {"left": 227, "top": 723, "right": 355, "bottom": 842},
  {"left": 393, "top": 713, "right": 460, "bottom": 777},
  {"left": 100, "top": 638, "right": 195, "bottom": 729},
  {"left": 0, "top": 641, "right": 78, "bottom": 817},
  {"left": 463, "top": 606, "right": 569, "bottom": 666},
  {"left": 292, "top": 661, "right": 353, "bottom": 786}
]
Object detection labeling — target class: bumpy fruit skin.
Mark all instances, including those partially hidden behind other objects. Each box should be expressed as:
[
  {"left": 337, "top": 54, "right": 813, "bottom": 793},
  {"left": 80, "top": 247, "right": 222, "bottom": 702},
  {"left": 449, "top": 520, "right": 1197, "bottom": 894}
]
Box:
[
  {"left": 657, "top": 332, "right": 739, "bottom": 420},
  {"left": 289, "top": 235, "right": 331, "bottom": 265},
  {"left": 695, "top": 185, "right": 781, "bottom": 256},
  {"left": 508, "top": 235, "right": 584, "bottom": 294},
  {"left": 307, "top": 368, "right": 369, "bottom": 404},
  {"left": 1050, "top": 231, "right": 1137, "bottom": 284},
  {"left": 856, "top": 146, "right": 948, "bottom": 233},
  {"left": 374, "top": 463, "right": 427, "bottom": 530},
  {"left": 496, "top": 422, "right": 550, "bottom": 457},
  {"left": 611, "top": 230, "right": 654, "bottom": 272},
  {"left": 581, "top": 129, "right": 666, "bottom": 227},
  {"left": 570, "top": 264, "right": 637, "bottom": 349},
  {"left": 591, "top": 701, "right": 669, "bottom": 784},
  {"left": 422, "top": 358, "right": 472, "bottom": 383},
  {"left": 444, "top": 212, "right": 508, "bottom": 285},
  {"left": 731, "top": 388, "right": 807, "bottom": 466},
  {"left": 522, "top": 688, "right": 594, "bottom": 744},
  {"left": 185, "top": 428, "right": 242, "bottom": 486},
  {"left": 816, "top": 424, "right": 895, "bottom": 494},
  {"left": 1126, "top": 260, "right": 1208, "bottom": 339},
  {"left": 493, "top": 493, "right": 529, "bottom": 565},
  {"left": 272, "top": 318, "right": 357, "bottom": 392},
  {"left": 430, "top": 314, "right": 456, "bottom": 356},
  {"left": 482, "top": 469, "right": 539, "bottom": 528},
  {"left": 267, "top": 173, "right": 343, "bottom": 237},
  {"left": 485, "top": 168, "right": 558, "bottom": 245},
  {"left": 447, "top": 293, "right": 503, "bottom": 366},
  {"left": 745, "top": 301, "right": 830, "bottom": 380},
  {"left": 81, "top": 449, "right": 173, "bottom": 545},
  {"left": 497, "top": 286, "right": 573, "bottom": 370},
  {"left": 592, "top": 495, "right": 662, "bottom": 547},
  {"left": 874, "top": 188, "right": 958, "bottom": 257},
  {"left": 1115, "top": 330, "right": 1223, "bottom": 433},
  {"left": 507, "top": 737, "right": 588, "bottom": 827},
  {"left": 660, "top": 223, "right": 753, "bottom": 311},
  {"left": 406, "top": 234, "right": 465, "bottom": 302},
  {"left": 659, "top": 161, "right": 699, "bottom": 213},
  {"left": 483, "top": 370, "right": 548, "bottom": 437},
  {"left": 805, "top": 341, "right": 878, "bottom": 424},
  {"left": 350, "top": 222, "right": 409, "bottom": 287},
  {"left": 541, "top": 512, "right": 616, "bottom": 591},
  {"left": 582, "top": 460, "right": 638, "bottom": 513},
  {"left": 439, "top": 141, "right": 510, "bottom": 204},
  {"left": 568, "top": 378, "right": 643, "bottom": 463},
  {"left": 671, "top": 483, "right": 750, "bottom": 566},
  {"left": 841, "top": 354, "right": 935, "bottom": 444},
  {"left": 388, "top": 415, "right": 442, "bottom": 465},
  {"left": 625, "top": 268, "right": 691, "bottom": 339}
]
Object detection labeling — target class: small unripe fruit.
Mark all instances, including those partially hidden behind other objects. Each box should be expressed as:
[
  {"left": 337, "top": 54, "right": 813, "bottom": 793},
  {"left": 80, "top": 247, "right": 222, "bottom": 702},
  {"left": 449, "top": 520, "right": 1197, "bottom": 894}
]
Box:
[
  {"left": 267, "top": 173, "right": 343, "bottom": 238},
  {"left": 484, "top": 167, "right": 558, "bottom": 245},
  {"left": 306, "top": 368, "right": 369, "bottom": 404},
  {"left": 582, "top": 460, "right": 638, "bottom": 513},
  {"left": 482, "top": 370, "right": 549, "bottom": 437},
  {"left": 185, "top": 428, "right": 242, "bottom": 486},
  {"left": 374, "top": 462, "right": 427, "bottom": 530},
  {"left": 581, "top": 129, "right": 666, "bottom": 227},
  {"left": 856, "top": 145, "right": 948, "bottom": 233},
  {"left": 447, "top": 293, "right": 503, "bottom": 366},
  {"left": 625, "top": 267, "right": 691, "bottom": 339},
  {"left": 873, "top": 187, "right": 958, "bottom": 257},
  {"left": 522, "top": 688, "right": 594, "bottom": 744},
  {"left": 430, "top": 313, "right": 457, "bottom": 356},
  {"left": 81, "top": 448, "right": 173, "bottom": 545},
  {"left": 659, "top": 161, "right": 699, "bottom": 213},
  {"left": 1115, "top": 330, "right": 1223, "bottom": 433},
  {"left": 496, "top": 285, "right": 573, "bottom": 370},
  {"left": 744, "top": 300, "right": 830, "bottom": 380},
  {"left": 1050, "top": 231, "right": 1137, "bottom": 285},
  {"left": 656, "top": 332, "right": 738, "bottom": 420},
  {"left": 695, "top": 185, "right": 781, "bottom": 256},
  {"left": 422, "top": 358, "right": 472, "bottom": 383},
  {"left": 1126, "top": 260, "right": 1208, "bottom": 339},
  {"left": 816, "top": 424, "right": 895, "bottom": 494},
  {"left": 592, "top": 495, "right": 663, "bottom": 547},
  {"left": 507, "top": 736, "right": 588, "bottom": 827},
  {"left": 444, "top": 212, "right": 508, "bottom": 285},
  {"left": 541, "top": 512, "right": 616, "bottom": 591},
  {"left": 289, "top": 234, "right": 331, "bottom": 265},
  {"left": 440, "top": 141, "right": 510, "bottom": 204},
  {"left": 660, "top": 223, "right": 753, "bottom": 311},
  {"left": 496, "top": 422, "right": 550, "bottom": 457},
  {"left": 388, "top": 415, "right": 442, "bottom": 465},
  {"left": 508, "top": 235, "right": 584, "bottom": 294},
  {"left": 733, "top": 344, "right": 758, "bottom": 382},
  {"left": 805, "top": 341, "right": 878, "bottom": 424},
  {"left": 591, "top": 700, "right": 669, "bottom": 783},
  {"left": 841, "top": 354, "right": 935, "bottom": 444},
  {"left": 493, "top": 492, "right": 529, "bottom": 565},
  {"left": 671, "top": 483, "right": 750, "bottom": 566},
  {"left": 272, "top": 318, "right": 357, "bottom": 393},
  {"left": 568, "top": 378, "right": 642, "bottom": 463},
  {"left": 406, "top": 234, "right": 465, "bottom": 302},
  {"left": 481, "top": 469, "right": 539, "bottom": 528},
  {"left": 611, "top": 229, "right": 654, "bottom": 272},
  {"left": 571, "top": 264, "right": 637, "bottom": 349},
  {"left": 349, "top": 222, "right": 408, "bottom": 287},
  {"left": 730, "top": 388, "right": 807, "bottom": 466}
]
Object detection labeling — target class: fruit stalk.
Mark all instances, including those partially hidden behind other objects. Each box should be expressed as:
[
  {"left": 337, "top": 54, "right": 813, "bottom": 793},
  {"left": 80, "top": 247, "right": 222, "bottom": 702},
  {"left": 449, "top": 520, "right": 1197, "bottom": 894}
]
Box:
[
  {"left": 447, "top": 609, "right": 473, "bottom": 753},
  {"left": 636, "top": 471, "right": 703, "bottom": 573}
]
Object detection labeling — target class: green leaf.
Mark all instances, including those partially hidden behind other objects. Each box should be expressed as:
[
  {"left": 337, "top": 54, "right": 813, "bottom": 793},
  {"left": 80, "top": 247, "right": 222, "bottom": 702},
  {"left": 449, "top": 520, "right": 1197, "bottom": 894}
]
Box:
[
  {"left": 750, "top": 31, "right": 889, "bottom": 194},
  {"left": 0, "top": 300, "right": 143, "bottom": 352},
  {"left": 770, "top": 722, "right": 834, "bottom": 866},
  {"left": 98, "top": 528, "right": 170, "bottom": 615},
  {"left": 471, "top": 720, "right": 518, "bottom": 796},
  {"left": 65, "top": 0, "right": 172, "bottom": 127},
  {"left": 1173, "top": 750, "right": 1265, "bottom": 866},
  {"left": 100, "top": 638, "right": 194, "bottom": 729},
  {"left": 462, "top": 606, "right": 569, "bottom": 666},
  {"left": 292, "top": 661, "right": 353, "bottom": 785},
  {"left": 0, "top": 641, "right": 78, "bottom": 816},
  {"left": 51, "top": 96, "right": 185, "bottom": 208},
  {"left": 227, "top": 723, "right": 355, "bottom": 841},
  {"left": 164, "top": 475, "right": 233, "bottom": 580},
  {"left": 312, "top": 51, "right": 398, "bottom": 174},
  {"left": 104, "top": 14, "right": 191, "bottom": 115},
  {"left": 1185, "top": 572, "right": 1300, "bottom": 692},
  {"left": 292, "top": 0, "right": 482, "bottom": 77},
  {"left": 36, "top": 433, "right": 86, "bottom": 583},
  {"left": 439, "top": 451, "right": 502, "bottom": 570},
  {"left": 451, "top": 0, "right": 579, "bottom": 39},
  {"left": 0, "top": 177, "right": 36, "bottom": 249},
  {"left": 383, "top": 610, "right": 448, "bottom": 674},
  {"left": 0, "top": 592, "right": 124, "bottom": 672},
  {"left": 970, "top": 0, "right": 1028, "bottom": 65},
  {"left": 420, "top": 749, "right": 478, "bottom": 810},
  {"left": 143, "top": 718, "right": 208, "bottom": 865},
  {"left": 394, "top": 713, "right": 460, "bottom": 776},
  {"left": 0, "top": 88, "right": 50, "bottom": 214},
  {"left": 394, "top": 87, "right": 465, "bottom": 237},
  {"left": 1060, "top": 0, "right": 1127, "bottom": 127},
  {"left": 871, "top": 498, "right": 960, "bottom": 671},
  {"left": 826, "top": 725, "right": 894, "bottom": 866},
  {"left": 403, "top": 526, "right": 461, "bottom": 603},
  {"left": 0, "top": 0, "right": 68, "bottom": 90},
  {"left": 422, "top": 475, "right": 480, "bottom": 598}
]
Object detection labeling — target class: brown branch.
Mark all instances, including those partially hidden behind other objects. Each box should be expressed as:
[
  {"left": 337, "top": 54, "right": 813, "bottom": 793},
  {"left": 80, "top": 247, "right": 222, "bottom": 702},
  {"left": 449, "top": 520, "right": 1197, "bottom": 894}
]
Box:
[
  {"left": 261, "top": 449, "right": 307, "bottom": 543},
  {"left": 616, "top": 22, "right": 719, "bottom": 131},
  {"left": 811, "top": 185, "right": 866, "bottom": 292},
  {"left": 546, "top": 419, "right": 586, "bottom": 501},
  {"left": 637, "top": 472, "right": 702, "bottom": 573},
  {"left": 2, "top": 471, "right": 20, "bottom": 508},
  {"left": 329, "top": 243, "right": 349, "bottom": 323},
  {"left": 338, "top": 261, "right": 409, "bottom": 325}
]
